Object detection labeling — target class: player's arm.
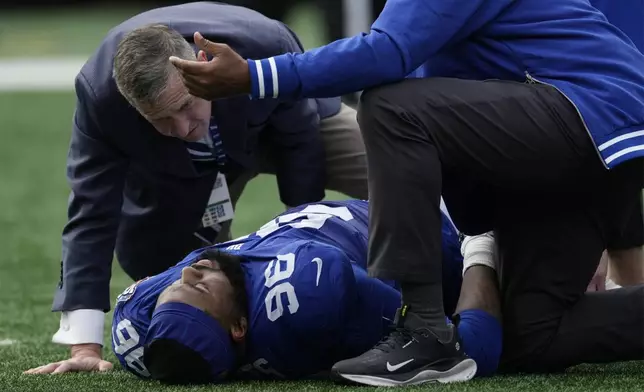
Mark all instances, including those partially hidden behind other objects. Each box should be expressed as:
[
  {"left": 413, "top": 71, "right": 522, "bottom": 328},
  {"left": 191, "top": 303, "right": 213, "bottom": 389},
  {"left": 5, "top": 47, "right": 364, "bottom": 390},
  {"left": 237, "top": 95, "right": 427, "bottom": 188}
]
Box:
[
  {"left": 455, "top": 233, "right": 502, "bottom": 377},
  {"left": 26, "top": 73, "right": 128, "bottom": 374},
  {"left": 54, "top": 72, "right": 128, "bottom": 340},
  {"left": 249, "top": 0, "right": 514, "bottom": 100}
]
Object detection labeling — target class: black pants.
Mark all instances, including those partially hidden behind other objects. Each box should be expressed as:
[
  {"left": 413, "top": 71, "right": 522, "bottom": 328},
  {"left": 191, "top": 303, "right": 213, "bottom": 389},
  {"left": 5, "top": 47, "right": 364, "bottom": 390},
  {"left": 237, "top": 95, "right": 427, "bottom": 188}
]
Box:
[
  {"left": 357, "top": 77, "right": 644, "bottom": 369},
  {"left": 495, "top": 162, "right": 644, "bottom": 372},
  {"left": 608, "top": 196, "right": 644, "bottom": 251}
]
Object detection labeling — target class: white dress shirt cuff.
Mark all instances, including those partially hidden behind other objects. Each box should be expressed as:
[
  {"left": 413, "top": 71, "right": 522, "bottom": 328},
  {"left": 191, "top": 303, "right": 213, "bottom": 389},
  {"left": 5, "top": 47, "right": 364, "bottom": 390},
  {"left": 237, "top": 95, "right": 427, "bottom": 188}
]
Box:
[{"left": 52, "top": 309, "right": 105, "bottom": 346}]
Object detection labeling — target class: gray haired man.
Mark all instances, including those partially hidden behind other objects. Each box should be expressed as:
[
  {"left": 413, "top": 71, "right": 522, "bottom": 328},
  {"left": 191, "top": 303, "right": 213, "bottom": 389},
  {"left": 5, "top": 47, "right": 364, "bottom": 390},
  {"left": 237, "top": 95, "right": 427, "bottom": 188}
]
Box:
[{"left": 25, "top": 2, "right": 367, "bottom": 374}]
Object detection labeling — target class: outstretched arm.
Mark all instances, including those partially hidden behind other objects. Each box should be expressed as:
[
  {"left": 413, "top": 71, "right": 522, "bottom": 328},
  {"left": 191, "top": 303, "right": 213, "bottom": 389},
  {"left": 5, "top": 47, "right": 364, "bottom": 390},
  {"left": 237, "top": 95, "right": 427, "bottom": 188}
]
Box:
[
  {"left": 170, "top": 0, "right": 514, "bottom": 100},
  {"left": 455, "top": 233, "right": 502, "bottom": 377},
  {"left": 26, "top": 72, "right": 126, "bottom": 375}
]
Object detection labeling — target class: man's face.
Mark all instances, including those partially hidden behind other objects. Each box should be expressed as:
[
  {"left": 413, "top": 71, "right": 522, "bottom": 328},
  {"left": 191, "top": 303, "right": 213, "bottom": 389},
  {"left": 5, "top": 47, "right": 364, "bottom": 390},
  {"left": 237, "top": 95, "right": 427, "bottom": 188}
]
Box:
[
  {"left": 157, "top": 259, "right": 239, "bottom": 330},
  {"left": 138, "top": 71, "right": 212, "bottom": 142}
]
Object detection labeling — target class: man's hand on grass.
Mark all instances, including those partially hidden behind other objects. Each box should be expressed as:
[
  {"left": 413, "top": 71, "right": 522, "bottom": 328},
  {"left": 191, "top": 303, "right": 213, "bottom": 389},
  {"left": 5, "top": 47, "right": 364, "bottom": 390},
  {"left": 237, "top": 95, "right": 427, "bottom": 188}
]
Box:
[{"left": 24, "top": 343, "right": 113, "bottom": 374}]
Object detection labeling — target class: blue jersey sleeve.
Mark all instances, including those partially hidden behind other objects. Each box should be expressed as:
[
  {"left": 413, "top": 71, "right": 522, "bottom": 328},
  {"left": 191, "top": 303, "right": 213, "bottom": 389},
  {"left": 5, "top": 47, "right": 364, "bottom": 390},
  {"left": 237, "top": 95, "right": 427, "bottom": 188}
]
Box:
[{"left": 240, "top": 240, "right": 359, "bottom": 379}]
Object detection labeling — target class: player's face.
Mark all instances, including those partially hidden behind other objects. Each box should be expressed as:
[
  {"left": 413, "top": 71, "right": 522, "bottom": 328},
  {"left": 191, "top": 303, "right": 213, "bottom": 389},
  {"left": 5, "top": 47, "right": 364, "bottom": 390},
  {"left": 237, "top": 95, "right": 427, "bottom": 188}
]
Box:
[
  {"left": 158, "top": 259, "right": 238, "bottom": 329},
  {"left": 138, "top": 71, "right": 211, "bottom": 142}
]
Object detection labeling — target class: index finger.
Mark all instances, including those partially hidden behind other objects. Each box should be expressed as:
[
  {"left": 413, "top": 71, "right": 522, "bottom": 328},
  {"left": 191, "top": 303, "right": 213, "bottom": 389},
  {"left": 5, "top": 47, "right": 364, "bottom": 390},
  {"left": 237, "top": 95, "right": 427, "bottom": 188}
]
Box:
[
  {"left": 24, "top": 365, "right": 45, "bottom": 374},
  {"left": 168, "top": 56, "right": 208, "bottom": 74}
]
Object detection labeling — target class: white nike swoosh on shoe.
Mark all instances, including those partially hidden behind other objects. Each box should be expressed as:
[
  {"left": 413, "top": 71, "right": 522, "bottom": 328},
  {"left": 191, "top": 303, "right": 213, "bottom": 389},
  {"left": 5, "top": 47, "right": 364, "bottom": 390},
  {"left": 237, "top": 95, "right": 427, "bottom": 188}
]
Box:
[
  {"left": 386, "top": 358, "right": 415, "bottom": 372},
  {"left": 311, "top": 257, "right": 323, "bottom": 286}
]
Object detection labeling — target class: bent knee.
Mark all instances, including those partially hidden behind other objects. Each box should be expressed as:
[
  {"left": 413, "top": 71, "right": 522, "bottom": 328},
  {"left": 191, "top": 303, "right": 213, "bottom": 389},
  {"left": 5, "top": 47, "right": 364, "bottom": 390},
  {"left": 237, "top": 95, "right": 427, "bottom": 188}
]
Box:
[
  {"left": 357, "top": 79, "right": 424, "bottom": 121},
  {"left": 359, "top": 82, "right": 400, "bottom": 106},
  {"left": 357, "top": 84, "right": 399, "bottom": 125}
]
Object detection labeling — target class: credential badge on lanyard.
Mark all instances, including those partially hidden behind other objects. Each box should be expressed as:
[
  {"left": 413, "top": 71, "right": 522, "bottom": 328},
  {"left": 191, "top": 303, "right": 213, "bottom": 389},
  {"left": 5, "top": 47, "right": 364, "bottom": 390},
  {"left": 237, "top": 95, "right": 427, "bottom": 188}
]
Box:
[{"left": 201, "top": 120, "right": 234, "bottom": 228}]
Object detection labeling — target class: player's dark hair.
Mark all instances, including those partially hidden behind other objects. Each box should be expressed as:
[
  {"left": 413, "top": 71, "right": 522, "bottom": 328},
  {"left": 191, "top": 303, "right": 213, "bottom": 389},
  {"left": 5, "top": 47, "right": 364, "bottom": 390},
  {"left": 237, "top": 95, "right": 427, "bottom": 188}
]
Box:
[
  {"left": 143, "top": 338, "right": 219, "bottom": 385},
  {"left": 194, "top": 249, "right": 249, "bottom": 320}
]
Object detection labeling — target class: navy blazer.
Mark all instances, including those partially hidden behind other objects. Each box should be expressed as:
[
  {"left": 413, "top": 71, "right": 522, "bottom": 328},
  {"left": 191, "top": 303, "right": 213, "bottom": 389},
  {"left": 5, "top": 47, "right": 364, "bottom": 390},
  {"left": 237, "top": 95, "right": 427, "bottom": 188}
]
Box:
[{"left": 53, "top": 2, "right": 341, "bottom": 312}]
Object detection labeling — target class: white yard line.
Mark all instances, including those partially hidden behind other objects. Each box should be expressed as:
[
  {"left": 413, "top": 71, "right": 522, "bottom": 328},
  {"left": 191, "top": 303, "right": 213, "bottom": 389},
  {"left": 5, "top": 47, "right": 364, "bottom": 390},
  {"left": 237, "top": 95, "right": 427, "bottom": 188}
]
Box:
[
  {"left": 0, "top": 339, "right": 18, "bottom": 346},
  {"left": 0, "top": 57, "right": 87, "bottom": 92}
]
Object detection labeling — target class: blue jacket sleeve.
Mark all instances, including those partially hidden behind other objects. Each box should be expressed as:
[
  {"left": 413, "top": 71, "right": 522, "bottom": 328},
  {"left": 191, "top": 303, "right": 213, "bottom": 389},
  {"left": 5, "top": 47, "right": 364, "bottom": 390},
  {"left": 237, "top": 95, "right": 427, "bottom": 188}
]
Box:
[
  {"left": 52, "top": 72, "right": 128, "bottom": 313},
  {"left": 590, "top": 0, "right": 644, "bottom": 53},
  {"left": 248, "top": 0, "right": 514, "bottom": 99}
]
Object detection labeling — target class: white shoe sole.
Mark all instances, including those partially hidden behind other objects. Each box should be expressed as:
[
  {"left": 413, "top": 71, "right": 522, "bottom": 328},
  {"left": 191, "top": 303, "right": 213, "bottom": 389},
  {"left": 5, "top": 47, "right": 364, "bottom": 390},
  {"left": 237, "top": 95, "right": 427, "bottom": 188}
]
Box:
[{"left": 337, "top": 358, "right": 478, "bottom": 387}]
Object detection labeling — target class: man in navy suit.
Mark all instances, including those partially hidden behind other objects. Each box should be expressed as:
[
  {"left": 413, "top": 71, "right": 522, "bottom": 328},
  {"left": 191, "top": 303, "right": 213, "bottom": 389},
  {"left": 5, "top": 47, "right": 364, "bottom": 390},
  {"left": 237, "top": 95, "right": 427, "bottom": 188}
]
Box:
[{"left": 24, "top": 2, "right": 368, "bottom": 374}]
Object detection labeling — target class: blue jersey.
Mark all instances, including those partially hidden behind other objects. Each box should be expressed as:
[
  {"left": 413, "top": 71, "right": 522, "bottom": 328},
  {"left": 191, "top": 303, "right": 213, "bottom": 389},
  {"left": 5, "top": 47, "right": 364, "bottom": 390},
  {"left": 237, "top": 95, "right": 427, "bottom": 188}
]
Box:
[{"left": 112, "top": 200, "right": 463, "bottom": 379}]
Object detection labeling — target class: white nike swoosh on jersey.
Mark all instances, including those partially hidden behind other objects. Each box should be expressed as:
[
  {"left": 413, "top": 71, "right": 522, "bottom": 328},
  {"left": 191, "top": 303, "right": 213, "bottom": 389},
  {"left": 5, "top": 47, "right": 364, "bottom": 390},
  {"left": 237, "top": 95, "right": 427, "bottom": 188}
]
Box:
[
  {"left": 311, "top": 257, "right": 323, "bottom": 286},
  {"left": 386, "top": 358, "right": 415, "bottom": 372}
]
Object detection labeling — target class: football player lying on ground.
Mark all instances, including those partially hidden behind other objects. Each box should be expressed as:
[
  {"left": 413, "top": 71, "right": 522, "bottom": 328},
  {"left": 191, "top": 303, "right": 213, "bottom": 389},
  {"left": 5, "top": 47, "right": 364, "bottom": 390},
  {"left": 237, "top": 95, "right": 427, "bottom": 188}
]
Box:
[{"left": 111, "top": 199, "right": 502, "bottom": 385}]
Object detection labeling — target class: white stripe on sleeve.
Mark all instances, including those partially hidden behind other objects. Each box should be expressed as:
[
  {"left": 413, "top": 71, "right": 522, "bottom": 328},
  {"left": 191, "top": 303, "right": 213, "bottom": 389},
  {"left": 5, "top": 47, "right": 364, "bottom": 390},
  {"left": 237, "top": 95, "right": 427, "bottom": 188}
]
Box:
[
  {"left": 254, "top": 60, "right": 265, "bottom": 99},
  {"left": 268, "top": 57, "right": 279, "bottom": 98}
]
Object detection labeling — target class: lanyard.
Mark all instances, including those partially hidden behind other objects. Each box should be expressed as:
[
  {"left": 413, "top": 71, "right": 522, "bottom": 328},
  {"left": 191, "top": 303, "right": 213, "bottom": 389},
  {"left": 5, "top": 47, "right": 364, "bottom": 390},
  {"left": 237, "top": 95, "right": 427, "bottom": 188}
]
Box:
[{"left": 208, "top": 118, "right": 227, "bottom": 167}]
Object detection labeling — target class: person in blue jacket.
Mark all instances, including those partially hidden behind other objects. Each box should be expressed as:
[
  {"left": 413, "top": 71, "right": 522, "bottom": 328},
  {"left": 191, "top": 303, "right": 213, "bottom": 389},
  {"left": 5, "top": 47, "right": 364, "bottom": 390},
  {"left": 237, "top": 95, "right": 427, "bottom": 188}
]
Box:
[
  {"left": 169, "top": 0, "right": 644, "bottom": 386},
  {"left": 111, "top": 200, "right": 502, "bottom": 385}
]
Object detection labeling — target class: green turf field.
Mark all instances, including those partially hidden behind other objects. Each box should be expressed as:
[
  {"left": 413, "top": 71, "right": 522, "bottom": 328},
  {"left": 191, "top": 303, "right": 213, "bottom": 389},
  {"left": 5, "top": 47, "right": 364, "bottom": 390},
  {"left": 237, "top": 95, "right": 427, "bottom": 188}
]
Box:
[{"left": 0, "top": 5, "right": 643, "bottom": 392}]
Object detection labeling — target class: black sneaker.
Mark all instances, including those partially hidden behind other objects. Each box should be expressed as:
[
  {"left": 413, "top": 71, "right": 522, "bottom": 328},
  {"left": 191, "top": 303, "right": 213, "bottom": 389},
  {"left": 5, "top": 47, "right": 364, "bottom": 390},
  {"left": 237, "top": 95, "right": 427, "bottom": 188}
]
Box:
[{"left": 331, "top": 305, "right": 477, "bottom": 386}]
